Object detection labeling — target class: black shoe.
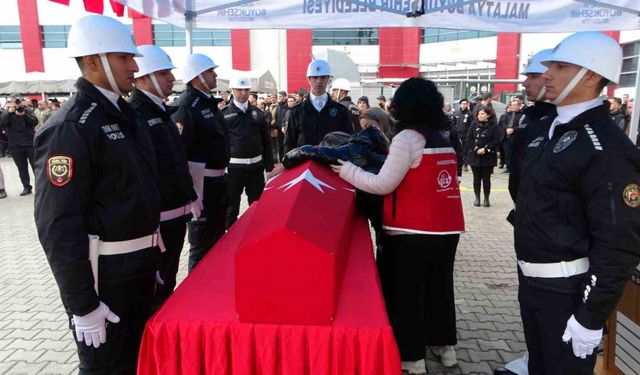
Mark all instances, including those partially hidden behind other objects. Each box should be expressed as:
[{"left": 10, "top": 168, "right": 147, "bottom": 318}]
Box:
[
  {"left": 474, "top": 198, "right": 481, "bottom": 207},
  {"left": 493, "top": 368, "right": 517, "bottom": 375},
  {"left": 463, "top": 165, "right": 468, "bottom": 172},
  {"left": 483, "top": 198, "right": 490, "bottom": 207},
  {"left": 0, "top": 189, "right": 6, "bottom": 199},
  {"left": 19, "top": 187, "right": 32, "bottom": 196}
]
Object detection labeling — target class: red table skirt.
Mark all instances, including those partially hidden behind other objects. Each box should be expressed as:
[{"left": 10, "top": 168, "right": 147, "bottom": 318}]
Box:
[{"left": 138, "top": 206, "right": 401, "bottom": 375}]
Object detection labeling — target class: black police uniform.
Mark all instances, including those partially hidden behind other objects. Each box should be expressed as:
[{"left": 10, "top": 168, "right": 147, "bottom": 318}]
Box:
[
  {"left": 0, "top": 109, "right": 37, "bottom": 192},
  {"left": 453, "top": 108, "right": 471, "bottom": 152},
  {"left": 284, "top": 95, "right": 353, "bottom": 153},
  {"left": 222, "top": 100, "right": 274, "bottom": 228},
  {"left": 128, "top": 89, "right": 196, "bottom": 309},
  {"left": 34, "top": 78, "right": 161, "bottom": 374},
  {"left": 338, "top": 96, "right": 361, "bottom": 133},
  {"left": 172, "top": 84, "right": 229, "bottom": 272},
  {"left": 507, "top": 101, "right": 556, "bottom": 202},
  {"left": 514, "top": 103, "right": 640, "bottom": 375}
]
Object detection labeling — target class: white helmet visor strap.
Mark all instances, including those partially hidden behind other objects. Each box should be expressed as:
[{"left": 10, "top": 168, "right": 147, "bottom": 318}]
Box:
[
  {"left": 535, "top": 86, "right": 546, "bottom": 102},
  {"left": 99, "top": 53, "right": 123, "bottom": 97},
  {"left": 198, "top": 73, "right": 212, "bottom": 92},
  {"left": 551, "top": 67, "right": 588, "bottom": 106},
  {"left": 150, "top": 73, "right": 165, "bottom": 99}
]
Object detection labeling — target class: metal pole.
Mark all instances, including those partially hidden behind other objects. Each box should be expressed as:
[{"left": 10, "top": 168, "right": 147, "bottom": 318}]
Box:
[{"left": 185, "top": 0, "right": 195, "bottom": 55}]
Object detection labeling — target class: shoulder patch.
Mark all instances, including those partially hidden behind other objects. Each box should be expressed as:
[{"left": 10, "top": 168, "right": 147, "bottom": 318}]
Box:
[
  {"left": 78, "top": 103, "right": 98, "bottom": 124},
  {"left": 623, "top": 184, "right": 640, "bottom": 208},
  {"left": 47, "top": 155, "right": 73, "bottom": 187},
  {"left": 584, "top": 124, "right": 603, "bottom": 151},
  {"left": 147, "top": 118, "right": 163, "bottom": 127}
]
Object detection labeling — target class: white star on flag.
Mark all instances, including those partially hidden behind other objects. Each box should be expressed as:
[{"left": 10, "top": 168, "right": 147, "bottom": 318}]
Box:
[{"left": 277, "top": 169, "right": 336, "bottom": 193}]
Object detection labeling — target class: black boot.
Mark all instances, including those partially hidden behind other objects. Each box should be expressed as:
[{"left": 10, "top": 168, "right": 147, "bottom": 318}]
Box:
[
  {"left": 0, "top": 189, "right": 6, "bottom": 199},
  {"left": 483, "top": 195, "right": 490, "bottom": 207},
  {"left": 19, "top": 186, "right": 32, "bottom": 196},
  {"left": 474, "top": 194, "right": 481, "bottom": 207}
]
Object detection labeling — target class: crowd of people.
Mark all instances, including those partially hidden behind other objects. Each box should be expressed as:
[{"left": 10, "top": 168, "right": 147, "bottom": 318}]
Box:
[{"left": 1, "top": 12, "right": 636, "bottom": 375}]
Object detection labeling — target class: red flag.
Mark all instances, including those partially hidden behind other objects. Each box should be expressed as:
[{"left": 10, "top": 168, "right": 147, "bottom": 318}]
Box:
[
  {"left": 83, "top": 0, "right": 104, "bottom": 14},
  {"left": 48, "top": 0, "right": 71, "bottom": 4},
  {"left": 110, "top": 0, "right": 125, "bottom": 16},
  {"left": 128, "top": 7, "right": 147, "bottom": 19}
]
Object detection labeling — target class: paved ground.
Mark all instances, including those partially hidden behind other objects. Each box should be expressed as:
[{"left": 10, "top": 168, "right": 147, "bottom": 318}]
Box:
[{"left": 0, "top": 156, "right": 525, "bottom": 374}]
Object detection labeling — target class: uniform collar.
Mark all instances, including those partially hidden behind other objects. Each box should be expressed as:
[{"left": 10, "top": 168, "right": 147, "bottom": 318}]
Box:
[
  {"left": 233, "top": 99, "right": 248, "bottom": 112},
  {"left": 549, "top": 97, "right": 602, "bottom": 138},
  {"left": 310, "top": 92, "right": 328, "bottom": 102},
  {"left": 195, "top": 87, "right": 212, "bottom": 98},
  {"left": 94, "top": 84, "right": 121, "bottom": 111},
  {"left": 140, "top": 89, "right": 166, "bottom": 112}
]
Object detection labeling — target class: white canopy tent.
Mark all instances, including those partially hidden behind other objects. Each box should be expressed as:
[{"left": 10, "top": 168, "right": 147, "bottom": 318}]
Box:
[{"left": 115, "top": 0, "right": 640, "bottom": 141}]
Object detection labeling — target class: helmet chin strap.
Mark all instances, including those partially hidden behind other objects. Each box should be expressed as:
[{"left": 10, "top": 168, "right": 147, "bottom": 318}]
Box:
[
  {"left": 149, "top": 73, "right": 166, "bottom": 99},
  {"left": 551, "top": 67, "right": 588, "bottom": 106},
  {"left": 99, "top": 53, "right": 123, "bottom": 97},
  {"left": 198, "top": 73, "right": 212, "bottom": 93},
  {"left": 535, "top": 86, "right": 546, "bottom": 102}
]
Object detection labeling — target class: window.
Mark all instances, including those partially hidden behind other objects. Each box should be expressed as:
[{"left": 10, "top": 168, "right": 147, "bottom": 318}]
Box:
[
  {"left": 312, "top": 28, "right": 378, "bottom": 46},
  {"left": 0, "top": 26, "right": 21, "bottom": 49},
  {"left": 42, "top": 25, "right": 71, "bottom": 48},
  {"left": 153, "top": 24, "right": 230, "bottom": 47},
  {"left": 421, "top": 28, "right": 496, "bottom": 44},
  {"left": 620, "top": 41, "right": 640, "bottom": 88}
]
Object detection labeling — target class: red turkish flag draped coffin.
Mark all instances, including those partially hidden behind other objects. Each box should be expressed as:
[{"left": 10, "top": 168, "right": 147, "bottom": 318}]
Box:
[{"left": 235, "top": 161, "right": 357, "bottom": 325}]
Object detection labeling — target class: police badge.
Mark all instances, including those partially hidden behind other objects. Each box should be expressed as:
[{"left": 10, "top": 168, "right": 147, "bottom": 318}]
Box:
[
  {"left": 553, "top": 130, "right": 578, "bottom": 153},
  {"left": 251, "top": 110, "right": 258, "bottom": 120},
  {"left": 47, "top": 155, "right": 73, "bottom": 187},
  {"left": 329, "top": 107, "right": 337, "bottom": 118},
  {"left": 623, "top": 184, "right": 640, "bottom": 208}
]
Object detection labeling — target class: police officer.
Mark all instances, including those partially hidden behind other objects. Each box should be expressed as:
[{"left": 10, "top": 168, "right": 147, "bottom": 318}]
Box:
[
  {"left": 128, "top": 45, "right": 196, "bottom": 309},
  {"left": 34, "top": 15, "right": 162, "bottom": 374},
  {"left": 514, "top": 32, "right": 640, "bottom": 375},
  {"left": 172, "top": 54, "right": 229, "bottom": 272},
  {"left": 222, "top": 75, "right": 274, "bottom": 228},
  {"left": 284, "top": 59, "right": 353, "bottom": 153},
  {"left": 330, "top": 77, "right": 360, "bottom": 132}
]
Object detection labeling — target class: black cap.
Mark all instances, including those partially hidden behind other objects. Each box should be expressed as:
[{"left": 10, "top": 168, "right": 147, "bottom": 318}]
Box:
[{"left": 358, "top": 96, "right": 369, "bottom": 105}]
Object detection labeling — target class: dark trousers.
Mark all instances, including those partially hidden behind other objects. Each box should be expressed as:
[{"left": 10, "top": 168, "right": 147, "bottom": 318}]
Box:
[
  {"left": 380, "top": 234, "right": 459, "bottom": 360},
  {"left": 0, "top": 141, "right": 8, "bottom": 157},
  {"left": 504, "top": 136, "right": 515, "bottom": 170},
  {"left": 71, "top": 273, "right": 156, "bottom": 375},
  {"left": 471, "top": 166, "right": 493, "bottom": 198},
  {"left": 11, "top": 146, "right": 34, "bottom": 189},
  {"left": 498, "top": 141, "right": 506, "bottom": 166},
  {"left": 518, "top": 274, "right": 597, "bottom": 375},
  {"left": 187, "top": 175, "right": 227, "bottom": 273},
  {"left": 225, "top": 166, "right": 265, "bottom": 229},
  {"left": 270, "top": 134, "right": 284, "bottom": 163},
  {"left": 153, "top": 216, "right": 188, "bottom": 310}
]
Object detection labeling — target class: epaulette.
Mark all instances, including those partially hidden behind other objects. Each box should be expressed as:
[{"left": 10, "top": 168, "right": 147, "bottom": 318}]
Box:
[
  {"left": 78, "top": 102, "right": 98, "bottom": 125},
  {"left": 191, "top": 97, "right": 201, "bottom": 108}
]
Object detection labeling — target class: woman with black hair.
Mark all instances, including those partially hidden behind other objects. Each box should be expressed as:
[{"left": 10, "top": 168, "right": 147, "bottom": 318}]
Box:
[
  {"left": 332, "top": 77, "right": 465, "bottom": 374},
  {"left": 465, "top": 106, "right": 502, "bottom": 207}
]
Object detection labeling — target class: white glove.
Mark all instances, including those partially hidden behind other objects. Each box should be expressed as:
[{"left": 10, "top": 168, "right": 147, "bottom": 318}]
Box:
[
  {"left": 189, "top": 163, "right": 205, "bottom": 220},
  {"left": 190, "top": 200, "right": 203, "bottom": 220},
  {"left": 562, "top": 315, "right": 603, "bottom": 359},
  {"left": 155, "top": 270, "right": 165, "bottom": 286},
  {"left": 73, "top": 302, "right": 120, "bottom": 348}
]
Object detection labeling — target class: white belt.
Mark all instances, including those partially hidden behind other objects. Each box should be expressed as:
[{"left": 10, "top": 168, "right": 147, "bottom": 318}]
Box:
[
  {"left": 203, "top": 168, "right": 225, "bottom": 177},
  {"left": 88, "top": 230, "right": 166, "bottom": 294},
  {"left": 229, "top": 155, "right": 263, "bottom": 165},
  {"left": 160, "top": 204, "right": 191, "bottom": 222},
  {"left": 518, "top": 257, "right": 589, "bottom": 278}
]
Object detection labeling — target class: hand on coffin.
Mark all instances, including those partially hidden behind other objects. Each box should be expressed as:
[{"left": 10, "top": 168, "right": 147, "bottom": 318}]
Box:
[
  {"left": 330, "top": 159, "right": 346, "bottom": 174},
  {"left": 267, "top": 163, "right": 285, "bottom": 179}
]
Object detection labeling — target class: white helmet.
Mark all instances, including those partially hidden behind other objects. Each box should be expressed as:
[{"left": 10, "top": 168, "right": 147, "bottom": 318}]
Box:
[
  {"left": 134, "top": 45, "right": 175, "bottom": 79},
  {"left": 541, "top": 32, "right": 622, "bottom": 84},
  {"left": 331, "top": 78, "right": 351, "bottom": 91},
  {"left": 229, "top": 75, "right": 252, "bottom": 89},
  {"left": 307, "top": 59, "right": 331, "bottom": 77},
  {"left": 68, "top": 15, "right": 140, "bottom": 58},
  {"left": 181, "top": 54, "right": 218, "bottom": 83},
  {"left": 521, "top": 49, "right": 552, "bottom": 76}
]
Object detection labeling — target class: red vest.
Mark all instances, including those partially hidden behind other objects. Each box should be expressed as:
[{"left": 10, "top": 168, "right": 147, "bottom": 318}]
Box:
[{"left": 382, "top": 147, "right": 465, "bottom": 234}]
